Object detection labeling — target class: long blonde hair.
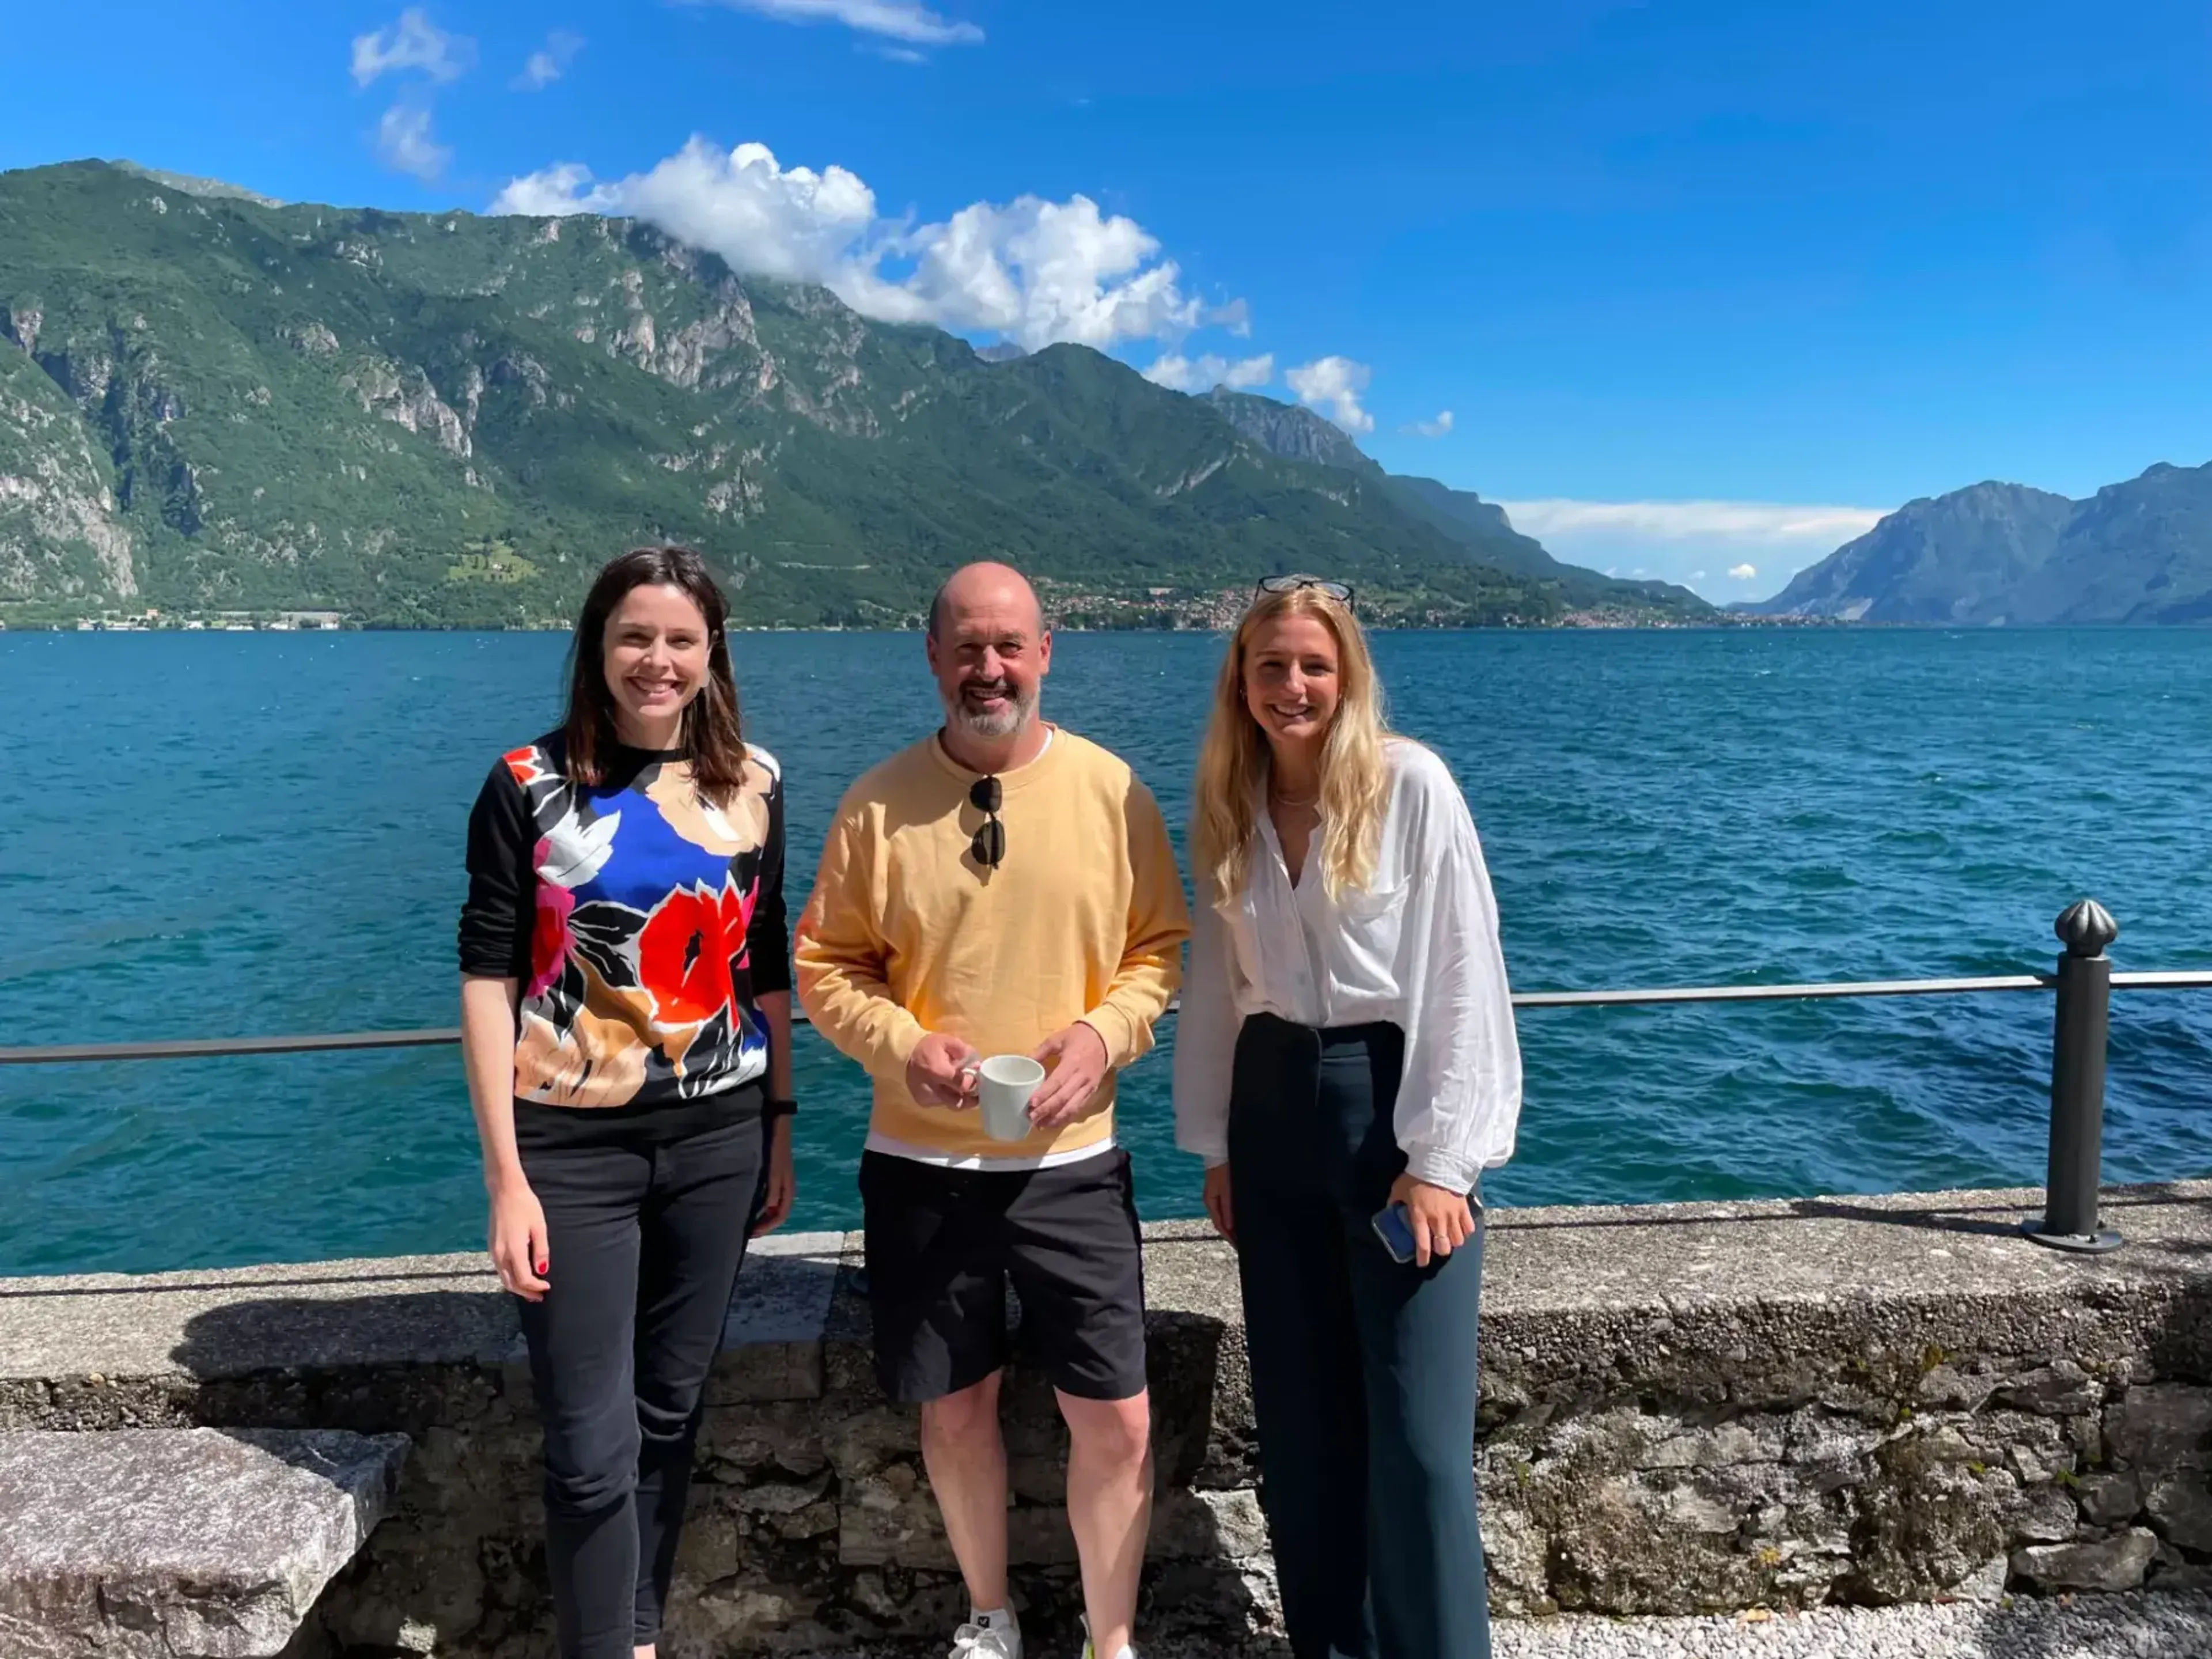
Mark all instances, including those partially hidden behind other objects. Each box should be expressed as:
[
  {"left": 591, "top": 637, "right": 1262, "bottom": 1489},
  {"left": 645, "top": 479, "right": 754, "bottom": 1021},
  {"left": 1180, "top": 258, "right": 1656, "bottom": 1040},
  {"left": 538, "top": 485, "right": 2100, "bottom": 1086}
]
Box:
[{"left": 1192, "top": 585, "right": 1392, "bottom": 908}]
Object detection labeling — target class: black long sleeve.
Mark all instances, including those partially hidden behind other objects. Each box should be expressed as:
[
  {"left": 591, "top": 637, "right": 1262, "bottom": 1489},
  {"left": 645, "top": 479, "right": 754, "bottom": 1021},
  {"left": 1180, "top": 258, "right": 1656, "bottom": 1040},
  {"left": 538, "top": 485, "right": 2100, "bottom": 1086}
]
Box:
[
  {"left": 459, "top": 759, "right": 534, "bottom": 980},
  {"left": 746, "top": 769, "right": 793, "bottom": 997}
]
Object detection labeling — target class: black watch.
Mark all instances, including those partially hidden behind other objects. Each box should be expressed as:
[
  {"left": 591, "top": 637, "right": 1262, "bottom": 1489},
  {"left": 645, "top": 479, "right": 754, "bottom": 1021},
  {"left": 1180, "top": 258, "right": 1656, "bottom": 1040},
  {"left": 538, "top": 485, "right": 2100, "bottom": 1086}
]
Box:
[{"left": 763, "top": 1097, "right": 798, "bottom": 1120}]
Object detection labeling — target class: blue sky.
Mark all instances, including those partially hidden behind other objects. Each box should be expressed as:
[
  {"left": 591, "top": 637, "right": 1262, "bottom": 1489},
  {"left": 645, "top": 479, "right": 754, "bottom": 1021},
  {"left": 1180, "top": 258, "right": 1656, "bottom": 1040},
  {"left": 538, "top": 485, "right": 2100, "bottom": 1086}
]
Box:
[{"left": 5, "top": 0, "right": 2206, "bottom": 599}]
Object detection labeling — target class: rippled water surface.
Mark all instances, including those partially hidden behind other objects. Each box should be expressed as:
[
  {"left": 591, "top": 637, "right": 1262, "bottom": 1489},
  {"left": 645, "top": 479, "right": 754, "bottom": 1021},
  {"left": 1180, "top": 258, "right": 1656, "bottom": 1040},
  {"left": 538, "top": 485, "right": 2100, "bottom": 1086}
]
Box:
[{"left": 3, "top": 627, "right": 2209, "bottom": 1275}]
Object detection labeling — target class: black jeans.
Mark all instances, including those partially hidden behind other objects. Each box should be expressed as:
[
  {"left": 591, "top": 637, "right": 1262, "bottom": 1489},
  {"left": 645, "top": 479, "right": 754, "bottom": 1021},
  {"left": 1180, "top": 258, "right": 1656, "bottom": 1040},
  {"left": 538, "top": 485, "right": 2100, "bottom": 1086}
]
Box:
[
  {"left": 1228, "top": 1014, "right": 1491, "bottom": 1659},
  {"left": 514, "top": 1098, "right": 766, "bottom": 1659}
]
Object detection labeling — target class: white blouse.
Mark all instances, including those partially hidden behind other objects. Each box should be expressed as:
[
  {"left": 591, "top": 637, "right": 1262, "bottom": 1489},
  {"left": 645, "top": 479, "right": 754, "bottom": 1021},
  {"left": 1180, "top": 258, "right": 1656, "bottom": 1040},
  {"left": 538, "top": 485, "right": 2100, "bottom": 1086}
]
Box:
[{"left": 1171, "top": 738, "right": 1522, "bottom": 1195}]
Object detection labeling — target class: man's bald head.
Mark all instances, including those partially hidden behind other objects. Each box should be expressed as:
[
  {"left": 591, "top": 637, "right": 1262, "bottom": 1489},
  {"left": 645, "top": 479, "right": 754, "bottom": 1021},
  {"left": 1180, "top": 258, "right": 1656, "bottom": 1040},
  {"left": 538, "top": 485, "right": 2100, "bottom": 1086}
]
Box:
[
  {"left": 926, "top": 560, "right": 1052, "bottom": 746},
  {"left": 929, "top": 561, "right": 1044, "bottom": 641}
]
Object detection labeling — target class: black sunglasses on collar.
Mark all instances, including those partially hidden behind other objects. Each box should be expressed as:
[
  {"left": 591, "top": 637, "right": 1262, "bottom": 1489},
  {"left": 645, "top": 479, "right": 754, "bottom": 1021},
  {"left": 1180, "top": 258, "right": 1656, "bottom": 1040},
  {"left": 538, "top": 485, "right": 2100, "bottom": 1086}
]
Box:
[
  {"left": 1256, "top": 573, "right": 1355, "bottom": 607},
  {"left": 969, "top": 776, "right": 1005, "bottom": 868}
]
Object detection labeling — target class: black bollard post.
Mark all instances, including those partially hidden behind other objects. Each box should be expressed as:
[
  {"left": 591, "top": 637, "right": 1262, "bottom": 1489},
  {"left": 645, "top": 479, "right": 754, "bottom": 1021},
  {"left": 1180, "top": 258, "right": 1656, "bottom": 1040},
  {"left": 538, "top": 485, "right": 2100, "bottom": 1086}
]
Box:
[{"left": 2023, "top": 899, "right": 2123, "bottom": 1254}]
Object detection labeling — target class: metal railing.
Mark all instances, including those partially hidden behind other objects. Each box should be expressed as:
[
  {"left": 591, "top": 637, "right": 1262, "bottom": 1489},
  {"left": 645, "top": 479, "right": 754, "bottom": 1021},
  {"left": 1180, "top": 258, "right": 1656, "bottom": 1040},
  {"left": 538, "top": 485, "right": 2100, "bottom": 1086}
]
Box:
[{"left": 5, "top": 898, "right": 2209, "bottom": 1253}]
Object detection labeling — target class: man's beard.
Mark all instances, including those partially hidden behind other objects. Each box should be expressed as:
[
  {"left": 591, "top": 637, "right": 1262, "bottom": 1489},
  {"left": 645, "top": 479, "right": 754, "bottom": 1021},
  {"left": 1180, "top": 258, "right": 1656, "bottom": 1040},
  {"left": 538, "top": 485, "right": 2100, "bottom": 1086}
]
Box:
[{"left": 945, "top": 677, "right": 1037, "bottom": 739}]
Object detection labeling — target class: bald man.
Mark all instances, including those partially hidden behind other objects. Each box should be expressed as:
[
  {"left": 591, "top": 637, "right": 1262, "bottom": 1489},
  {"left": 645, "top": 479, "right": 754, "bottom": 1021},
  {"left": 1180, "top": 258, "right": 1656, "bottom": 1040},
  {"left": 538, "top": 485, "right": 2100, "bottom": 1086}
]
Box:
[{"left": 796, "top": 563, "right": 1190, "bottom": 1659}]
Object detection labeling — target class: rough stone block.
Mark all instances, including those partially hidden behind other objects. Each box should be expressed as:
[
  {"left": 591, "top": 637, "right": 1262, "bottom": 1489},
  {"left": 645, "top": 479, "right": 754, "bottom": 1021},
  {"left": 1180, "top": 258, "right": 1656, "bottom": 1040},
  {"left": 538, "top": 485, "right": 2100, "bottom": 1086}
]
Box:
[
  {"left": 696, "top": 1399, "right": 831, "bottom": 1479},
  {"left": 2077, "top": 1471, "right": 2142, "bottom": 1527},
  {"left": 996, "top": 1453, "right": 1055, "bottom": 1505},
  {"left": 2147, "top": 1476, "right": 2212, "bottom": 1554},
  {"left": 1479, "top": 1503, "right": 1552, "bottom": 1609},
  {"left": 2012, "top": 1527, "right": 2160, "bottom": 1593},
  {"left": 821, "top": 1404, "right": 921, "bottom": 1480},
  {"left": 2009, "top": 1483, "right": 2082, "bottom": 1544},
  {"left": 1952, "top": 1554, "right": 2010, "bottom": 1603},
  {"left": 706, "top": 1232, "right": 844, "bottom": 1404},
  {"left": 1995, "top": 1361, "right": 2101, "bottom": 1416},
  {"left": 0, "top": 1427, "right": 408, "bottom": 1658},
  {"left": 1783, "top": 1409, "right": 1883, "bottom": 1472},
  {"left": 838, "top": 1466, "right": 949, "bottom": 1570},
  {"left": 1150, "top": 1488, "right": 1268, "bottom": 1561},
  {"left": 1847, "top": 1451, "right": 2011, "bottom": 1604},
  {"left": 1638, "top": 1418, "right": 1786, "bottom": 1470},
  {"left": 733, "top": 1472, "right": 833, "bottom": 1516},
  {"left": 1918, "top": 1365, "right": 1998, "bottom": 1412},
  {"left": 2107, "top": 1385, "right": 2212, "bottom": 1471}
]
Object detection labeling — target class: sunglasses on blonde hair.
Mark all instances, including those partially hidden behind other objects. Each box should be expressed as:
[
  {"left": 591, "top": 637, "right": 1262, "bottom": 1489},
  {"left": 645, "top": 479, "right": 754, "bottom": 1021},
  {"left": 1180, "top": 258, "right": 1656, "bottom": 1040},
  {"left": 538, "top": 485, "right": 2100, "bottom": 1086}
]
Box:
[{"left": 1256, "top": 574, "right": 1355, "bottom": 607}]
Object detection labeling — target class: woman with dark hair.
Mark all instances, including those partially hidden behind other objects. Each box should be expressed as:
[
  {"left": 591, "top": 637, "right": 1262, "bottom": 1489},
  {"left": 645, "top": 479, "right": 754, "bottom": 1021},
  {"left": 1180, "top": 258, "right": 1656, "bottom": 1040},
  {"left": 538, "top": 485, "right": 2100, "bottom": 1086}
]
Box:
[{"left": 458, "top": 546, "right": 796, "bottom": 1659}]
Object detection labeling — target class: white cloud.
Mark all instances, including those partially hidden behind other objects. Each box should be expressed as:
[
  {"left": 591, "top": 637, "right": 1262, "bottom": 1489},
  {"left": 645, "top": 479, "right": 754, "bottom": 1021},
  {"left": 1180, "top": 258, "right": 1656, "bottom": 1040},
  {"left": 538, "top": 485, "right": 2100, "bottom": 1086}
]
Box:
[
  {"left": 1489, "top": 498, "right": 1892, "bottom": 601},
  {"left": 868, "top": 44, "right": 928, "bottom": 62},
  {"left": 352, "top": 9, "right": 473, "bottom": 86},
  {"left": 1285, "top": 357, "right": 1375, "bottom": 434},
  {"left": 1403, "top": 410, "right": 1453, "bottom": 438},
  {"left": 377, "top": 103, "right": 452, "bottom": 181},
  {"left": 699, "top": 0, "right": 982, "bottom": 44},
  {"left": 1143, "top": 353, "right": 1273, "bottom": 392},
  {"left": 514, "top": 30, "right": 584, "bottom": 90},
  {"left": 491, "top": 138, "right": 1230, "bottom": 353},
  {"left": 487, "top": 162, "right": 596, "bottom": 215},
  {"left": 1494, "top": 499, "right": 1886, "bottom": 544}
]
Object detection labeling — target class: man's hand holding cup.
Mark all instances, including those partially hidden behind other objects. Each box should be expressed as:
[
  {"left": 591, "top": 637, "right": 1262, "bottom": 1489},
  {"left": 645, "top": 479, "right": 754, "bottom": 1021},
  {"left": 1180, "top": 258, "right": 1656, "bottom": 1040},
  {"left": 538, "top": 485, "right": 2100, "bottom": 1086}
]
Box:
[{"left": 906, "top": 1031, "right": 982, "bottom": 1109}]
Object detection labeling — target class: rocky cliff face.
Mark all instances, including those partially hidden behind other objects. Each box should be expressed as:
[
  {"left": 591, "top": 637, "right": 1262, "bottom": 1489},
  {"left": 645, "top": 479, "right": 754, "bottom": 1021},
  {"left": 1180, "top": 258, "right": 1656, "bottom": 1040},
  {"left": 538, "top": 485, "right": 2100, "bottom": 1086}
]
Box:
[
  {"left": 1754, "top": 466, "right": 2212, "bottom": 626},
  {"left": 1756, "top": 483, "right": 2075, "bottom": 624},
  {"left": 0, "top": 346, "right": 135, "bottom": 601},
  {"left": 2018, "top": 463, "right": 2212, "bottom": 626},
  {"left": 0, "top": 160, "right": 1702, "bottom": 627},
  {"left": 1205, "top": 387, "right": 1380, "bottom": 472}
]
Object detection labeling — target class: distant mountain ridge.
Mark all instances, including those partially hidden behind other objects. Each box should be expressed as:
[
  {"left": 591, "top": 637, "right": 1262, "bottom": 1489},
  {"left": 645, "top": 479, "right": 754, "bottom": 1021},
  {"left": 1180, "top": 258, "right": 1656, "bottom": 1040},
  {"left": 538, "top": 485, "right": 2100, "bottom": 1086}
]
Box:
[
  {"left": 0, "top": 158, "right": 1707, "bottom": 629},
  {"left": 1203, "top": 389, "right": 1699, "bottom": 609},
  {"left": 1753, "top": 463, "right": 2212, "bottom": 625},
  {"left": 111, "top": 160, "right": 285, "bottom": 209}
]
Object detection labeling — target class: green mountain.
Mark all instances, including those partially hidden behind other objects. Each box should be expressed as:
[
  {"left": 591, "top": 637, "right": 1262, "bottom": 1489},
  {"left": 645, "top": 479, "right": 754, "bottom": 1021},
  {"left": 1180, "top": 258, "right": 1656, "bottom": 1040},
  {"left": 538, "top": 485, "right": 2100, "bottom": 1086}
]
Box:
[
  {"left": 1751, "top": 464, "right": 2212, "bottom": 625},
  {"left": 0, "top": 160, "right": 1709, "bottom": 630},
  {"left": 1200, "top": 389, "right": 1702, "bottom": 611}
]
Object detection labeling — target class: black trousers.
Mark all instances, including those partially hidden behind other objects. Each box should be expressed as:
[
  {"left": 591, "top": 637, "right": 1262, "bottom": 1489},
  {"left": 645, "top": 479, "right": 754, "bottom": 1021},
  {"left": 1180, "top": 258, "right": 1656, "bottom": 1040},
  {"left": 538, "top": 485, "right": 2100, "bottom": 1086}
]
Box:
[
  {"left": 514, "top": 1098, "right": 766, "bottom": 1659},
  {"left": 1228, "top": 1014, "right": 1492, "bottom": 1659}
]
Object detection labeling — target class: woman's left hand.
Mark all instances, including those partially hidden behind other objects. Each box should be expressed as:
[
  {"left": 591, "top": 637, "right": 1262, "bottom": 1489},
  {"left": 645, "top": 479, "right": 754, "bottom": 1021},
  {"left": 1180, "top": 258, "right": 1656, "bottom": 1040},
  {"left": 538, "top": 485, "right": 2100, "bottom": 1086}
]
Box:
[
  {"left": 753, "top": 1118, "right": 796, "bottom": 1237},
  {"left": 1389, "top": 1172, "right": 1475, "bottom": 1268}
]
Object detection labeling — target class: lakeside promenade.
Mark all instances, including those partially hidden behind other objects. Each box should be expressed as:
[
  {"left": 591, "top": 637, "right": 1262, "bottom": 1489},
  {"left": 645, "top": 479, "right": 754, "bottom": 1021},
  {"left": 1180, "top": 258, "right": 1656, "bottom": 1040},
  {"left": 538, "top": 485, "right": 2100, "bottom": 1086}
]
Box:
[{"left": 10, "top": 1181, "right": 2212, "bottom": 1656}]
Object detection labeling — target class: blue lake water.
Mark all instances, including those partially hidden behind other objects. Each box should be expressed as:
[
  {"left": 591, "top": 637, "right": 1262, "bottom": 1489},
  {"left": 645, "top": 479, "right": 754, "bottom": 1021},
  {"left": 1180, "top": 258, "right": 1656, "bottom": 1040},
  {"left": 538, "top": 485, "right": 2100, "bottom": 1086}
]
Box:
[{"left": 3, "top": 627, "right": 2209, "bottom": 1277}]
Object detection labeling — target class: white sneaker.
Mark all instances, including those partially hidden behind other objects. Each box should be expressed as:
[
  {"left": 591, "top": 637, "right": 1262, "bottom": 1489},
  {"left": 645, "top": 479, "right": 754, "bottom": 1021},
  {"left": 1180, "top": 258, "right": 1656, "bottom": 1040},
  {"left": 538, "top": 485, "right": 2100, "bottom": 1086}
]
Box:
[{"left": 949, "top": 1621, "right": 1022, "bottom": 1658}]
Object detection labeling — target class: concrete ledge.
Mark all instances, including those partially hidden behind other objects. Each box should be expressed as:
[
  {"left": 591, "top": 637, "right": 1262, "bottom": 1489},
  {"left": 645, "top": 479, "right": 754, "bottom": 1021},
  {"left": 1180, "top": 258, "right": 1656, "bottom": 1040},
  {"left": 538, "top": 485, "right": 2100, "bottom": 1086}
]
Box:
[
  {"left": 5, "top": 1186, "right": 2212, "bottom": 1655},
  {"left": 0, "top": 1427, "right": 410, "bottom": 1659},
  {"left": 810, "top": 1589, "right": 2212, "bottom": 1659}
]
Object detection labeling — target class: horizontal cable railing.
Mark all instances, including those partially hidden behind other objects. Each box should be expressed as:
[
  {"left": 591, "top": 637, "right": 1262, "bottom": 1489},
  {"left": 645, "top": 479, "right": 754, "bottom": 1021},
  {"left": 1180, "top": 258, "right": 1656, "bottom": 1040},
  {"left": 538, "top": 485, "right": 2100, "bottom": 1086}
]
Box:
[
  {"left": 3, "top": 898, "right": 2207, "bottom": 1252},
  {"left": 6, "top": 971, "right": 2209, "bottom": 1067}
]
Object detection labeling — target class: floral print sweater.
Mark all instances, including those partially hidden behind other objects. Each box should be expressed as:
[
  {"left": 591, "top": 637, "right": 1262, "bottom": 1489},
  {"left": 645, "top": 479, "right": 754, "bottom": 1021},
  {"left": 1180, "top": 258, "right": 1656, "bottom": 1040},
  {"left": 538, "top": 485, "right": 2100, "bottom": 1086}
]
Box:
[{"left": 459, "top": 733, "right": 790, "bottom": 1113}]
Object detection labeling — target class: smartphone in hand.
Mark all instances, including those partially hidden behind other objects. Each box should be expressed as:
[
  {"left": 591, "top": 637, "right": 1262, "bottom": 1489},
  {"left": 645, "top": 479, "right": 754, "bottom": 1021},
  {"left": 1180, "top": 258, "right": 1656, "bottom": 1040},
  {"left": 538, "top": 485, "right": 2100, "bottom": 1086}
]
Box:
[{"left": 1372, "top": 1202, "right": 1418, "bottom": 1265}]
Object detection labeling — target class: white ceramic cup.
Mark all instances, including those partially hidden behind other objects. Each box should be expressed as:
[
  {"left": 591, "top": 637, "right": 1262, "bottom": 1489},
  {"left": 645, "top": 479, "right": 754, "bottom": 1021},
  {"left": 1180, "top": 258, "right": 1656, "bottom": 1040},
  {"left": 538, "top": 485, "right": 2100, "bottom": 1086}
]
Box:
[{"left": 971, "top": 1054, "right": 1046, "bottom": 1142}]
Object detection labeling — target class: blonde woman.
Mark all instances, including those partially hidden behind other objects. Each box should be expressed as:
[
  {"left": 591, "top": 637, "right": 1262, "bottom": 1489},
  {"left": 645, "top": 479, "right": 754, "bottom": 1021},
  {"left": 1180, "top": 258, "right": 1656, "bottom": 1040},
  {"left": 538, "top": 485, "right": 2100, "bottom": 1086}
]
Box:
[{"left": 1172, "top": 576, "right": 1521, "bottom": 1659}]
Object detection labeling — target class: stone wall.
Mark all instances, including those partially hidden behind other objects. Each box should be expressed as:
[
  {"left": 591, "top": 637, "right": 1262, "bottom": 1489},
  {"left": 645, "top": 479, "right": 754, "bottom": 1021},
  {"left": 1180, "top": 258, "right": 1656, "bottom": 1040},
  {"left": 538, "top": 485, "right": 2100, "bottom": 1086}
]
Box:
[{"left": 6, "top": 1181, "right": 2212, "bottom": 1655}]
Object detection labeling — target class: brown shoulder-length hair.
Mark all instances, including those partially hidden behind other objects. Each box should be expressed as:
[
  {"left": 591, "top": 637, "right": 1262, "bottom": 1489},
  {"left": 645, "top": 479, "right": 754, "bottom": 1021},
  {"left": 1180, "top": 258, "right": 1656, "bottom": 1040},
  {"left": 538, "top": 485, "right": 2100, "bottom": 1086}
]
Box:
[{"left": 560, "top": 546, "right": 748, "bottom": 806}]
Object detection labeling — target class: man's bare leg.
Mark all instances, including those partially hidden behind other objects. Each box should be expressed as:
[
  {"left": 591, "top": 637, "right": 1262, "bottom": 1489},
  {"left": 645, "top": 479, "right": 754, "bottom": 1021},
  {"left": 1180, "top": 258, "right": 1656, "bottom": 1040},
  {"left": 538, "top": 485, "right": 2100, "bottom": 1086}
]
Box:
[
  {"left": 922, "top": 1372, "right": 1013, "bottom": 1617},
  {"left": 1059, "top": 1388, "right": 1153, "bottom": 1657}
]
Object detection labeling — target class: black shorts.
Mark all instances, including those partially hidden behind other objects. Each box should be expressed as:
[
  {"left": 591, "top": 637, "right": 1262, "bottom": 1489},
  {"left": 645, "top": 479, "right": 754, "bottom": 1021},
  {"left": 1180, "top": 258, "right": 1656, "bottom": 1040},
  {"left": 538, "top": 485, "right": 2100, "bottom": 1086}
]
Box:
[{"left": 858, "top": 1147, "right": 1149, "bottom": 1404}]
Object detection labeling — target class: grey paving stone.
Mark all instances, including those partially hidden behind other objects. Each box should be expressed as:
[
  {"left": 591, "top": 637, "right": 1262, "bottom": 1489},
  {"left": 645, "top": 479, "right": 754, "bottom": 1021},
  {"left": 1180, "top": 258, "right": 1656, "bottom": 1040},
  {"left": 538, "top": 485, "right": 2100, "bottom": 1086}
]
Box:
[{"left": 0, "top": 1427, "right": 409, "bottom": 1658}]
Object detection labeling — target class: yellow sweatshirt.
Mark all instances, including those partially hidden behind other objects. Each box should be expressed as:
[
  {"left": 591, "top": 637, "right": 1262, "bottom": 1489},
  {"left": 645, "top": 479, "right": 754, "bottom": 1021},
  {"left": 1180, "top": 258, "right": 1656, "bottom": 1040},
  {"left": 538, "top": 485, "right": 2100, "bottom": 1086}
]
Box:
[{"left": 794, "top": 728, "right": 1190, "bottom": 1162}]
